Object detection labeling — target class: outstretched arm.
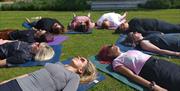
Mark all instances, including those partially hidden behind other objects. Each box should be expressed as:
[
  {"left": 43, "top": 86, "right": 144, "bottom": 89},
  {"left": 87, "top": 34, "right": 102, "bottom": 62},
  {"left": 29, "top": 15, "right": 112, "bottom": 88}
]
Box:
[
  {"left": 115, "top": 65, "right": 167, "bottom": 91},
  {"left": 120, "top": 11, "right": 127, "bottom": 20},
  {"left": 0, "top": 74, "right": 28, "bottom": 85},
  {"left": 0, "top": 39, "right": 16, "bottom": 45},
  {"left": 140, "top": 40, "right": 180, "bottom": 56}
]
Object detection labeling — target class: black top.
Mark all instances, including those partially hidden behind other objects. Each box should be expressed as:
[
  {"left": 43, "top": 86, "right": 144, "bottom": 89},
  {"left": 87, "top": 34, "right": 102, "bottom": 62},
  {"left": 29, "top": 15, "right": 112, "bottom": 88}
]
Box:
[
  {"left": 126, "top": 18, "right": 180, "bottom": 36},
  {"left": 9, "top": 30, "right": 47, "bottom": 43},
  {"left": 0, "top": 41, "right": 33, "bottom": 64},
  {"left": 34, "top": 18, "right": 60, "bottom": 33},
  {"left": 141, "top": 33, "right": 180, "bottom": 52}
]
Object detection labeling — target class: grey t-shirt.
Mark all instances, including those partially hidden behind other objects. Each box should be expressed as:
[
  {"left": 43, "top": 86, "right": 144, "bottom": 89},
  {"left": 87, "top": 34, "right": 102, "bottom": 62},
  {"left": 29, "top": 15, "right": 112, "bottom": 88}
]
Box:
[{"left": 16, "top": 62, "right": 80, "bottom": 91}]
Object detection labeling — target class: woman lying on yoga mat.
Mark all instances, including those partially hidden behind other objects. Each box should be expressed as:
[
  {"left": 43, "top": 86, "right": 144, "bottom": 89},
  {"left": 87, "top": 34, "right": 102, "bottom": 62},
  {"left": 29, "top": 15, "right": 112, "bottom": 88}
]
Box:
[
  {"left": 0, "top": 56, "right": 97, "bottom": 91},
  {"left": 96, "top": 12, "right": 127, "bottom": 30},
  {"left": 97, "top": 44, "right": 180, "bottom": 91},
  {"left": 67, "top": 13, "right": 95, "bottom": 32},
  {"left": 0, "top": 29, "right": 54, "bottom": 43},
  {"left": 124, "top": 32, "right": 180, "bottom": 57},
  {"left": 25, "top": 17, "right": 66, "bottom": 34},
  {"left": 0, "top": 40, "right": 54, "bottom": 67},
  {"left": 115, "top": 18, "right": 180, "bottom": 36}
]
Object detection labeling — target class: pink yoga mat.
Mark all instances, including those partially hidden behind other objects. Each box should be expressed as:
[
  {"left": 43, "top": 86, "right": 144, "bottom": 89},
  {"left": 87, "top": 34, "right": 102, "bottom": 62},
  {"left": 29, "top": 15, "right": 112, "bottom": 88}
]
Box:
[{"left": 48, "top": 35, "right": 68, "bottom": 45}]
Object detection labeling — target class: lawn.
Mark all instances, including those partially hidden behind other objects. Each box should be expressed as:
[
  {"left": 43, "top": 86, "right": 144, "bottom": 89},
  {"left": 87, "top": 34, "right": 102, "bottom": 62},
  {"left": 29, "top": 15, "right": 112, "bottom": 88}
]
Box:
[{"left": 0, "top": 9, "right": 180, "bottom": 91}]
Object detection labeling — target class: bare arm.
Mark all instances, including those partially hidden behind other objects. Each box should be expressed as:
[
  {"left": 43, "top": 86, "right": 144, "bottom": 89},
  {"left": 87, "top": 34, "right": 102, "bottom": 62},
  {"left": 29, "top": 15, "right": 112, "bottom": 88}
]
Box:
[
  {"left": 120, "top": 11, "right": 127, "bottom": 20},
  {"left": 0, "top": 74, "right": 28, "bottom": 85},
  {"left": 0, "top": 59, "right": 7, "bottom": 67},
  {"left": 115, "top": 66, "right": 167, "bottom": 91},
  {"left": 0, "top": 39, "right": 16, "bottom": 45},
  {"left": 140, "top": 40, "right": 180, "bottom": 56}
]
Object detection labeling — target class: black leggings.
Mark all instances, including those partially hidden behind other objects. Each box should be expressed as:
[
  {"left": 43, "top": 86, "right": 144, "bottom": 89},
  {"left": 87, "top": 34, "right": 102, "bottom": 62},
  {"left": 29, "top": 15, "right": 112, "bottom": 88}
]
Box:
[
  {"left": 139, "top": 57, "right": 180, "bottom": 91},
  {"left": 0, "top": 80, "right": 22, "bottom": 91}
]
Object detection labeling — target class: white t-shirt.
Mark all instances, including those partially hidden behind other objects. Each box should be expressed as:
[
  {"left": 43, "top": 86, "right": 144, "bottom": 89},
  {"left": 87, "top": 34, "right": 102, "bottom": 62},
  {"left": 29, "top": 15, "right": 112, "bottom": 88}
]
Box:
[{"left": 96, "top": 12, "right": 126, "bottom": 29}]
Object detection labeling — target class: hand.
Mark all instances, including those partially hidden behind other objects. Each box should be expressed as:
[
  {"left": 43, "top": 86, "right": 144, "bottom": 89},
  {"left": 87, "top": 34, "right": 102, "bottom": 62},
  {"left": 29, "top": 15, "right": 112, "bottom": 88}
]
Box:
[
  {"left": 153, "top": 85, "right": 167, "bottom": 91},
  {"left": 123, "top": 11, "right": 128, "bottom": 17},
  {"left": 25, "top": 17, "right": 31, "bottom": 23},
  {"left": 175, "top": 52, "right": 180, "bottom": 56},
  {"left": 121, "top": 11, "right": 128, "bottom": 19},
  {"left": 160, "top": 32, "right": 164, "bottom": 35}
]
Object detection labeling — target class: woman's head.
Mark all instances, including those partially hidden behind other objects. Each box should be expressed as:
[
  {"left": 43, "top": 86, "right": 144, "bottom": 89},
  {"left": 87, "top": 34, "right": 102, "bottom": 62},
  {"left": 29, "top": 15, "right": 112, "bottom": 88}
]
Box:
[
  {"left": 35, "top": 30, "right": 46, "bottom": 37},
  {"left": 126, "top": 32, "right": 143, "bottom": 47},
  {"left": 52, "top": 23, "right": 66, "bottom": 34},
  {"left": 32, "top": 42, "right": 55, "bottom": 61},
  {"left": 97, "top": 44, "right": 121, "bottom": 62},
  {"left": 101, "top": 19, "right": 110, "bottom": 29},
  {"left": 74, "top": 22, "right": 88, "bottom": 32},
  {"left": 115, "top": 22, "right": 129, "bottom": 33},
  {"left": 71, "top": 56, "right": 97, "bottom": 83}
]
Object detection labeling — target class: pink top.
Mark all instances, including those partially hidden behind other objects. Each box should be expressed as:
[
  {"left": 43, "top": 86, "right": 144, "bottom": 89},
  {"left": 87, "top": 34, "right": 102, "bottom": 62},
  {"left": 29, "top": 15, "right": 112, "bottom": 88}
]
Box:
[
  {"left": 70, "top": 16, "right": 94, "bottom": 29},
  {"left": 112, "top": 50, "right": 151, "bottom": 75}
]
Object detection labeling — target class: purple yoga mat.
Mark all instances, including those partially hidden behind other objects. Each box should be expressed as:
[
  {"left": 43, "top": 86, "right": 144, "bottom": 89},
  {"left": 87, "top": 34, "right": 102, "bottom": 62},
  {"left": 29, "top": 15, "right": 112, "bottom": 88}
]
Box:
[{"left": 48, "top": 35, "right": 68, "bottom": 45}]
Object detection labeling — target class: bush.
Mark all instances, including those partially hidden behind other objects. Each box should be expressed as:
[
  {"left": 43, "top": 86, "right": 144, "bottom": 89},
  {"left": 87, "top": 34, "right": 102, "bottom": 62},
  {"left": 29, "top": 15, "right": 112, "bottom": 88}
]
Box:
[
  {"left": 139, "top": 0, "right": 172, "bottom": 9},
  {"left": 171, "top": 0, "right": 180, "bottom": 8},
  {"left": 1, "top": 1, "right": 34, "bottom": 10},
  {"left": 1, "top": 0, "right": 90, "bottom": 11}
]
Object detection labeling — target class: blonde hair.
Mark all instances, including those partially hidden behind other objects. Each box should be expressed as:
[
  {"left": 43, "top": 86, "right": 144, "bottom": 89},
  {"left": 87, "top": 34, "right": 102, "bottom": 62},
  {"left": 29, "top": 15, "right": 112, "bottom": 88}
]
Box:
[
  {"left": 34, "top": 43, "right": 55, "bottom": 61},
  {"left": 79, "top": 58, "right": 97, "bottom": 83}
]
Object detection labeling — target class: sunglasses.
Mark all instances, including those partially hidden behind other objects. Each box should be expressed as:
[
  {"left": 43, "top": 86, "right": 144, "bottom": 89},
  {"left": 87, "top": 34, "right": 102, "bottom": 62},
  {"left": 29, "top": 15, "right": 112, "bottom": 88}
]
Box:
[{"left": 76, "top": 56, "right": 89, "bottom": 74}]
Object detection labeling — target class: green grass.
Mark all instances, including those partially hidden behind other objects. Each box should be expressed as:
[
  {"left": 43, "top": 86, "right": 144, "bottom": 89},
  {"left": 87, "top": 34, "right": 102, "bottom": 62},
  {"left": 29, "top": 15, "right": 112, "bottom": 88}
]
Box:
[{"left": 0, "top": 9, "right": 180, "bottom": 91}]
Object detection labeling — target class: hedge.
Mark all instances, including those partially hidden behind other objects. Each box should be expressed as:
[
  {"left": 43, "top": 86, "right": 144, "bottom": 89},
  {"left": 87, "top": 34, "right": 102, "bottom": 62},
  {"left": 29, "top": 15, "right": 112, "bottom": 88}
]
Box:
[
  {"left": 139, "top": 0, "right": 180, "bottom": 9},
  {"left": 1, "top": 0, "right": 90, "bottom": 10}
]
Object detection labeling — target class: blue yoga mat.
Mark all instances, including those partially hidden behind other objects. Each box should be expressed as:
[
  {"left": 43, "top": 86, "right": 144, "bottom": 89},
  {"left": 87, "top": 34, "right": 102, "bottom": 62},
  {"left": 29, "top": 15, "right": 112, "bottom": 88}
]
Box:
[
  {"left": 22, "top": 22, "right": 33, "bottom": 30},
  {"left": 8, "top": 45, "right": 62, "bottom": 67},
  {"left": 60, "top": 58, "right": 105, "bottom": 91},
  {"left": 116, "top": 34, "right": 179, "bottom": 58},
  {"left": 90, "top": 56, "right": 147, "bottom": 91}
]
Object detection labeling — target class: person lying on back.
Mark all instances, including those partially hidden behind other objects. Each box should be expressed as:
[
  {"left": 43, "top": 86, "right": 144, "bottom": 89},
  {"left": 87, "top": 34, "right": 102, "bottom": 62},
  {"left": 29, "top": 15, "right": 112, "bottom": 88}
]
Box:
[
  {"left": 0, "top": 40, "right": 54, "bottom": 67},
  {"left": 115, "top": 18, "right": 180, "bottom": 36},
  {"left": 68, "top": 13, "right": 95, "bottom": 32},
  {"left": 0, "top": 29, "right": 54, "bottom": 43}
]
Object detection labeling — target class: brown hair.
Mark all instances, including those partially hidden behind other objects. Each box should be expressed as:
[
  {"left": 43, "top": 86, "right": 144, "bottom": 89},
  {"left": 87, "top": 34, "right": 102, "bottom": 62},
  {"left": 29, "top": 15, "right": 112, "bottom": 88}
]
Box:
[
  {"left": 126, "top": 32, "right": 136, "bottom": 47},
  {"left": 52, "top": 23, "right": 66, "bottom": 34},
  {"left": 101, "top": 20, "right": 110, "bottom": 29},
  {"left": 97, "top": 45, "right": 117, "bottom": 62}
]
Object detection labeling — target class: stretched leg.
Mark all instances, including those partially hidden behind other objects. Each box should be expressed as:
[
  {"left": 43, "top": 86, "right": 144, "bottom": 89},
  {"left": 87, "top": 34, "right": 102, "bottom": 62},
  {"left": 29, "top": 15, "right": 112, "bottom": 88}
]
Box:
[
  {"left": 0, "top": 80, "right": 22, "bottom": 91},
  {"left": 139, "top": 57, "right": 180, "bottom": 91},
  {"left": 158, "top": 20, "right": 180, "bottom": 33}
]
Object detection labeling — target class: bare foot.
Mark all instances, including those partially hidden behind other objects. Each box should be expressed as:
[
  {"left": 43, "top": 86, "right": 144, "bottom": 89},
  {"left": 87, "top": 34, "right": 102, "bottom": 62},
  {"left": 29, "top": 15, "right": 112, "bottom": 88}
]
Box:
[{"left": 25, "top": 17, "right": 31, "bottom": 23}]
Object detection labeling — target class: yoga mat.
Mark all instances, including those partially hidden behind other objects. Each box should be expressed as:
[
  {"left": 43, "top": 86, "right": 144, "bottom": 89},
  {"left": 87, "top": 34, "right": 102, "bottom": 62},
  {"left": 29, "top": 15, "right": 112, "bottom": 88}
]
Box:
[{"left": 90, "top": 56, "right": 147, "bottom": 91}]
